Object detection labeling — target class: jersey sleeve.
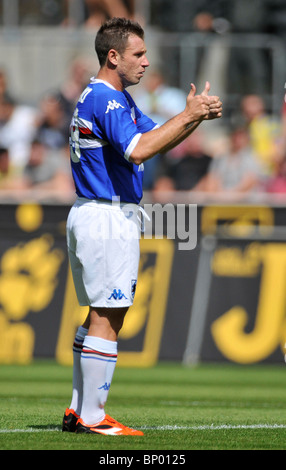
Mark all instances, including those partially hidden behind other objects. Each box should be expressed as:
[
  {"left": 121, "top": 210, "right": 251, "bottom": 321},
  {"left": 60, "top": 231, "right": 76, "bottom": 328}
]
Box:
[
  {"left": 124, "top": 91, "right": 159, "bottom": 160},
  {"left": 94, "top": 89, "right": 143, "bottom": 162}
]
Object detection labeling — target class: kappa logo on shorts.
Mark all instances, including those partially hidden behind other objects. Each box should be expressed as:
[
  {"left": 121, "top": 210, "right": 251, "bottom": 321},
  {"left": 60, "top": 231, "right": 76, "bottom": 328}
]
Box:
[
  {"left": 105, "top": 100, "right": 125, "bottom": 114},
  {"left": 108, "top": 288, "right": 127, "bottom": 300}
]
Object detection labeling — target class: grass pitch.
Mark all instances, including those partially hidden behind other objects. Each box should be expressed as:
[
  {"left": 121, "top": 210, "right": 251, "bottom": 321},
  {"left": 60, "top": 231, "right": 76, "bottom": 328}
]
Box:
[{"left": 0, "top": 361, "right": 286, "bottom": 450}]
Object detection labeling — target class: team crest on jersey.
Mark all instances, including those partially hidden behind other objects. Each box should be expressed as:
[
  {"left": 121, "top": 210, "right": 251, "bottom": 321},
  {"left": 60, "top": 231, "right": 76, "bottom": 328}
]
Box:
[{"left": 105, "top": 100, "right": 125, "bottom": 114}]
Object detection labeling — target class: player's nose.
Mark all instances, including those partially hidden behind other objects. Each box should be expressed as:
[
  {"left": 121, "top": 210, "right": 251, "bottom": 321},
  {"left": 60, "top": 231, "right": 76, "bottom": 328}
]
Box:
[{"left": 142, "top": 55, "right": 150, "bottom": 68}]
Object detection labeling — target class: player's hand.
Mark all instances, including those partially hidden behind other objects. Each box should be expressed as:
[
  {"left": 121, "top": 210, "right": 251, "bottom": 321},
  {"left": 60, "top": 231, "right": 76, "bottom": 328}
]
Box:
[
  {"left": 185, "top": 81, "right": 222, "bottom": 122},
  {"left": 201, "top": 81, "right": 222, "bottom": 120},
  {"left": 185, "top": 83, "right": 210, "bottom": 122}
]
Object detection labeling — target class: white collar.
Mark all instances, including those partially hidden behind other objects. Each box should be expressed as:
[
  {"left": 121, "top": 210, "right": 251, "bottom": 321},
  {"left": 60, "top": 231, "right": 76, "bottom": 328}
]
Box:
[{"left": 90, "top": 77, "right": 116, "bottom": 90}]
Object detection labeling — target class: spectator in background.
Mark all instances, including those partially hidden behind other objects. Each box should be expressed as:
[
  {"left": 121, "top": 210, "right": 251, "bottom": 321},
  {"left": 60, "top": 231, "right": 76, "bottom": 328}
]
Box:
[
  {"left": 153, "top": 129, "right": 212, "bottom": 193},
  {"left": 63, "top": 0, "right": 134, "bottom": 28},
  {"left": 0, "top": 139, "right": 74, "bottom": 198},
  {"left": 133, "top": 69, "right": 187, "bottom": 124},
  {"left": 239, "top": 94, "right": 282, "bottom": 177},
  {"left": 264, "top": 88, "right": 286, "bottom": 195},
  {"left": 0, "top": 94, "right": 37, "bottom": 173},
  {"left": 0, "top": 145, "right": 28, "bottom": 191},
  {"left": 60, "top": 57, "right": 96, "bottom": 114},
  {"left": 132, "top": 69, "right": 187, "bottom": 188},
  {"left": 84, "top": 0, "right": 133, "bottom": 28},
  {"left": 204, "top": 126, "right": 263, "bottom": 196},
  {"left": 34, "top": 92, "right": 70, "bottom": 150},
  {"left": 22, "top": 139, "right": 73, "bottom": 196},
  {"left": 0, "top": 147, "right": 10, "bottom": 182},
  {"left": 151, "top": 0, "right": 272, "bottom": 99},
  {"left": 150, "top": 0, "right": 222, "bottom": 33},
  {"left": 192, "top": 0, "right": 271, "bottom": 98},
  {"left": 265, "top": 157, "right": 286, "bottom": 195}
]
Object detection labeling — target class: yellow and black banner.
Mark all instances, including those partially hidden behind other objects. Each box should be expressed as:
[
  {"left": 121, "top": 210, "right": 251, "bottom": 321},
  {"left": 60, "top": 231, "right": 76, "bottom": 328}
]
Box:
[{"left": 0, "top": 202, "right": 286, "bottom": 366}]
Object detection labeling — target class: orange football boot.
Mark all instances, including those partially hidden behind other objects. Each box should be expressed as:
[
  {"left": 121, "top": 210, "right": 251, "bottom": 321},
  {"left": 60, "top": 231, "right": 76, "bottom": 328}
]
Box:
[
  {"left": 62, "top": 408, "right": 80, "bottom": 432},
  {"left": 76, "top": 414, "right": 144, "bottom": 436}
]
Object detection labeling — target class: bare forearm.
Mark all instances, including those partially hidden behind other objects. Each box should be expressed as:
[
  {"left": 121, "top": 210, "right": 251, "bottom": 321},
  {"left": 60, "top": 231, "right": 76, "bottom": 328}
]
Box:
[
  {"left": 158, "top": 120, "right": 202, "bottom": 155},
  {"left": 130, "top": 113, "right": 200, "bottom": 164}
]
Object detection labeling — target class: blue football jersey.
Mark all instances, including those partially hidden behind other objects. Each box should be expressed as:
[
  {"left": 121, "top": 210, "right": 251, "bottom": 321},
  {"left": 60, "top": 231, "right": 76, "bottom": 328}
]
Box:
[{"left": 69, "top": 78, "right": 158, "bottom": 204}]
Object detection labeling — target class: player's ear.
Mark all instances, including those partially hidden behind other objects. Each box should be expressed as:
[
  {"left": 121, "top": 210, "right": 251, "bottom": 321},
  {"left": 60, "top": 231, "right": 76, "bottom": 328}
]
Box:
[{"left": 107, "top": 49, "right": 119, "bottom": 66}]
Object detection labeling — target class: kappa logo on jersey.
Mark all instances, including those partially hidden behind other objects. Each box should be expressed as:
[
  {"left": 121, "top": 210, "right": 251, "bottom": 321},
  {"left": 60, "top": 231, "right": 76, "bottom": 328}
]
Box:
[
  {"left": 105, "top": 100, "right": 125, "bottom": 114},
  {"left": 108, "top": 288, "right": 127, "bottom": 300}
]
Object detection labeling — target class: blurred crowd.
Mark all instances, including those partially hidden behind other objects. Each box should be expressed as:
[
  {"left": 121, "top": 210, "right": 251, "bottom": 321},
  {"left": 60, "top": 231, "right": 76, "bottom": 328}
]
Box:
[
  {"left": 133, "top": 69, "right": 286, "bottom": 202},
  {"left": 5, "top": 0, "right": 135, "bottom": 28},
  {"left": 1, "top": 61, "right": 286, "bottom": 204},
  {"left": 1, "top": 0, "right": 286, "bottom": 202},
  {"left": 0, "top": 59, "right": 94, "bottom": 202},
  {"left": 10, "top": 0, "right": 286, "bottom": 37}
]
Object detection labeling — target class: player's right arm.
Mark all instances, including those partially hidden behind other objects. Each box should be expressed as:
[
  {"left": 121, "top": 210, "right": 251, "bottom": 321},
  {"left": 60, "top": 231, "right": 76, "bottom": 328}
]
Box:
[{"left": 129, "top": 81, "right": 222, "bottom": 165}]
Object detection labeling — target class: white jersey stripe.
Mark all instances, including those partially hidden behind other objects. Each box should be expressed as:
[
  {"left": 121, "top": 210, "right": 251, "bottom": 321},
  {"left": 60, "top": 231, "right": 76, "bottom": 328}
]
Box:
[
  {"left": 79, "top": 137, "right": 109, "bottom": 149},
  {"left": 77, "top": 116, "right": 93, "bottom": 131},
  {"left": 124, "top": 133, "right": 142, "bottom": 161}
]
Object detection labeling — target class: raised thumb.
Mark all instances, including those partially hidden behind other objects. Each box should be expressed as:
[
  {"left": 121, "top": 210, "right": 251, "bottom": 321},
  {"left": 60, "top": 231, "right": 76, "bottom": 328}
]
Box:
[
  {"left": 201, "top": 81, "right": 210, "bottom": 96},
  {"left": 189, "top": 83, "right": 196, "bottom": 96}
]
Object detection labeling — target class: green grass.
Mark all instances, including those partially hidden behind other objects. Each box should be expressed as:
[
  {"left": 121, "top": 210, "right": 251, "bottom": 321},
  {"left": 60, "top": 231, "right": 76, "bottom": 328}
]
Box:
[{"left": 0, "top": 361, "right": 286, "bottom": 450}]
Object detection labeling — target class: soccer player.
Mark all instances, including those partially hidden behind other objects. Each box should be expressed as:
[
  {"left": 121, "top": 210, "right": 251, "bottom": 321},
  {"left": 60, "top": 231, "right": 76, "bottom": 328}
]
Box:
[{"left": 62, "top": 17, "right": 222, "bottom": 436}]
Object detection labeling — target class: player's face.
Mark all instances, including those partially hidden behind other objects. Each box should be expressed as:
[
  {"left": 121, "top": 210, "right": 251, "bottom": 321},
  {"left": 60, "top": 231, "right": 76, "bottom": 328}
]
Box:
[{"left": 117, "top": 34, "right": 149, "bottom": 88}]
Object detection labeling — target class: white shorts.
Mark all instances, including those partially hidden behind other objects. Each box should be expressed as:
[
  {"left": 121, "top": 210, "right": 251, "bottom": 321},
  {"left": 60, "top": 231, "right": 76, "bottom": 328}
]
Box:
[{"left": 66, "top": 197, "right": 141, "bottom": 308}]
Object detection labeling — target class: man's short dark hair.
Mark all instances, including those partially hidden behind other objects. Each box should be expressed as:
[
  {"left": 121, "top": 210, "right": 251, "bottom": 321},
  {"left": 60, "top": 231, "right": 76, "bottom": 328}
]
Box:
[{"left": 95, "top": 17, "right": 145, "bottom": 67}]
